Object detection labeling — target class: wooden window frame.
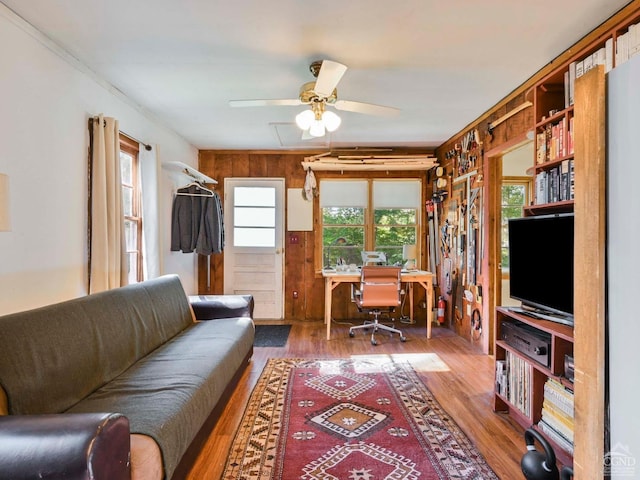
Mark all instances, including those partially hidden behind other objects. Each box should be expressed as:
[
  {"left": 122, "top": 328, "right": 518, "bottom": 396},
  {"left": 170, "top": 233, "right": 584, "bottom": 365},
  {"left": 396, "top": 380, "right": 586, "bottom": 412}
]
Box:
[
  {"left": 119, "top": 134, "right": 143, "bottom": 283},
  {"left": 500, "top": 176, "right": 532, "bottom": 273}
]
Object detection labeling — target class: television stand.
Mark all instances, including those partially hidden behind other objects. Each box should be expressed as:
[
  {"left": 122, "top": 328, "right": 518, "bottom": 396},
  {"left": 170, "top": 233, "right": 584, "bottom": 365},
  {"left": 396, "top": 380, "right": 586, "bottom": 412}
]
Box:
[
  {"left": 507, "top": 306, "right": 574, "bottom": 327},
  {"left": 494, "top": 307, "right": 575, "bottom": 468}
]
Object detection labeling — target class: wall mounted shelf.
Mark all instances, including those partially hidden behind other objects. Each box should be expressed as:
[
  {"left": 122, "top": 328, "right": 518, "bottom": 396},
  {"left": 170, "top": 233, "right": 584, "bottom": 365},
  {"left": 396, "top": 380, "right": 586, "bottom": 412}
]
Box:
[{"left": 162, "top": 161, "right": 217, "bottom": 184}]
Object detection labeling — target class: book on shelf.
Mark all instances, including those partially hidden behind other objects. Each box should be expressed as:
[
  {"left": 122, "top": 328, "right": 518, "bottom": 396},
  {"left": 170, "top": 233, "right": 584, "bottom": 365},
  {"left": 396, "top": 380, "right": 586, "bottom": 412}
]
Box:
[
  {"left": 544, "top": 378, "right": 574, "bottom": 415},
  {"left": 568, "top": 45, "right": 612, "bottom": 99},
  {"left": 567, "top": 117, "right": 574, "bottom": 155},
  {"left": 495, "top": 360, "right": 507, "bottom": 397},
  {"left": 542, "top": 400, "right": 574, "bottom": 431},
  {"left": 606, "top": 38, "right": 614, "bottom": 73},
  {"left": 536, "top": 132, "right": 547, "bottom": 164},
  {"left": 539, "top": 377, "right": 575, "bottom": 451},
  {"left": 567, "top": 62, "right": 576, "bottom": 106},
  {"left": 538, "top": 419, "right": 574, "bottom": 455},
  {"left": 504, "top": 350, "right": 531, "bottom": 417},
  {"left": 628, "top": 22, "right": 640, "bottom": 59},
  {"left": 583, "top": 54, "right": 594, "bottom": 73}
]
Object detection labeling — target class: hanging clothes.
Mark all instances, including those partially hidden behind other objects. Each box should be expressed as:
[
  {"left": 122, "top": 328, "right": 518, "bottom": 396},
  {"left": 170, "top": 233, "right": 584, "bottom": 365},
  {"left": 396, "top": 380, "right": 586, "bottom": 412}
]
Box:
[
  {"left": 195, "top": 191, "right": 224, "bottom": 255},
  {"left": 170, "top": 184, "right": 224, "bottom": 254},
  {"left": 303, "top": 168, "right": 317, "bottom": 201}
]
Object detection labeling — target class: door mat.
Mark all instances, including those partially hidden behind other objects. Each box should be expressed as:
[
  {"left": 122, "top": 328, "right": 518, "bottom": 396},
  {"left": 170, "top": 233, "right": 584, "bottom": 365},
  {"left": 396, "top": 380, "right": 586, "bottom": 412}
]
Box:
[
  {"left": 253, "top": 324, "right": 292, "bottom": 347},
  {"left": 222, "top": 358, "right": 498, "bottom": 479}
]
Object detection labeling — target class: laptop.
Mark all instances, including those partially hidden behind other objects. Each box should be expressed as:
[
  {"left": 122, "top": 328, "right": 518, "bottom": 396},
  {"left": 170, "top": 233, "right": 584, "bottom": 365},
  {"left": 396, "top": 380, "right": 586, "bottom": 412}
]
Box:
[{"left": 361, "top": 251, "right": 387, "bottom": 265}]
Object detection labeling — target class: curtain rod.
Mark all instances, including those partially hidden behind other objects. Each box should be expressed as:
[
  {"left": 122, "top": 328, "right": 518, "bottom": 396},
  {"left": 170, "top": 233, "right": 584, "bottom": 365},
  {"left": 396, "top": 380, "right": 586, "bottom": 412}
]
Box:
[
  {"left": 119, "top": 132, "right": 152, "bottom": 151},
  {"left": 89, "top": 117, "right": 152, "bottom": 151}
]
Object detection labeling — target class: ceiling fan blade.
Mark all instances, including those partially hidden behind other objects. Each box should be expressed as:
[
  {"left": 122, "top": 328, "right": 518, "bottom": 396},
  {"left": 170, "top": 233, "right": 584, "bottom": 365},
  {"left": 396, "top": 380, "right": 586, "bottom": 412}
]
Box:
[
  {"left": 314, "top": 60, "right": 348, "bottom": 98},
  {"left": 229, "top": 99, "right": 302, "bottom": 107},
  {"left": 333, "top": 99, "right": 400, "bottom": 117}
]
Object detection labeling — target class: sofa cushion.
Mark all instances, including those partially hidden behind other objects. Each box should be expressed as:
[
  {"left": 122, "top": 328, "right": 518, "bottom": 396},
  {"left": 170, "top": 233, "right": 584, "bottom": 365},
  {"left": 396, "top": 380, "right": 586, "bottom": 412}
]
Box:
[
  {"left": 0, "top": 275, "right": 193, "bottom": 415},
  {"left": 66, "top": 316, "right": 254, "bottom": 479}
]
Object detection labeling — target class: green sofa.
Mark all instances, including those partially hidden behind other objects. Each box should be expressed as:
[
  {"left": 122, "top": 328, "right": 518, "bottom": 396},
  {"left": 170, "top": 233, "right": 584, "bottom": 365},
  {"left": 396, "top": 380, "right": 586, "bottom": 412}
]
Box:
[{"left": 0, "top": 274, "right": 254, "bottom": 480}]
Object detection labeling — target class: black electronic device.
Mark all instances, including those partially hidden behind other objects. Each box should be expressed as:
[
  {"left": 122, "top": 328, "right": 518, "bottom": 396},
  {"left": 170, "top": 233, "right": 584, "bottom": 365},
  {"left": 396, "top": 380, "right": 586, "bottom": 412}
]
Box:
[
  {"left": 508, "top": 213, "right": 574, "bottom": 327},
  {"left": 501, "top": 320, "right": 552, "bottom": 368}
]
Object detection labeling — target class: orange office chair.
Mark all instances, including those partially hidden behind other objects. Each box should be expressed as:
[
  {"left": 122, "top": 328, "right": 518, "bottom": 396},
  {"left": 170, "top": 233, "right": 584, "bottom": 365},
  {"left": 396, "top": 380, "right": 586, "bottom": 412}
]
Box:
[{"left": 349, "top": 266, "right": 406, "bottom": 345}]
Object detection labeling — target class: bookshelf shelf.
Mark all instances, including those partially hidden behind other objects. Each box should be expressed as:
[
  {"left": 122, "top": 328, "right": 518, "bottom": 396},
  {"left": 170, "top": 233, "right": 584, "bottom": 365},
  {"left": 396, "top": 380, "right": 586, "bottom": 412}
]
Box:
[
  {"left": 534, "top": 154, "right": 574, "bottom": 173},
  {"left": 523, "top": 200, "right": 574, "bottom": 216},
  {"left": 535, "top": 105, "right": 573, "bottom": 129}
]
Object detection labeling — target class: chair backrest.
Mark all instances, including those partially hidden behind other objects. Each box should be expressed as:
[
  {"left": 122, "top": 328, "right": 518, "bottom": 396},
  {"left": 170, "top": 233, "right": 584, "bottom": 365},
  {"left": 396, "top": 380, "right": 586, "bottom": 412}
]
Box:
[{"left": 358, "top": 266, "right": 401, "bottom": 308}]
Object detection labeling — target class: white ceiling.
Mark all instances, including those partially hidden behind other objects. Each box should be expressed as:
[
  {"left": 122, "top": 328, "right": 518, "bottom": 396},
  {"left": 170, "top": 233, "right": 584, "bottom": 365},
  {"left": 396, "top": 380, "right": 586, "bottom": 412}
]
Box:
[{"left": 2, "top": 0, "right": 632, "bottom": 150}]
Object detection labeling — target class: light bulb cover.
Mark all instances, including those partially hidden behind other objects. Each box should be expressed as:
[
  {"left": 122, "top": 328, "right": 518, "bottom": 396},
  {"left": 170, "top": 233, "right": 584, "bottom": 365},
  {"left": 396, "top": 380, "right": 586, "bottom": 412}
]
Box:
[
  {"left": 309, "top": 120, "right": 326, "bottom": 137},
  {"left": 295, "top": 109, "right": 314, "bottom": 130},
  {"left": 322, "top": 110, "right": 341, "bottom": 132}
]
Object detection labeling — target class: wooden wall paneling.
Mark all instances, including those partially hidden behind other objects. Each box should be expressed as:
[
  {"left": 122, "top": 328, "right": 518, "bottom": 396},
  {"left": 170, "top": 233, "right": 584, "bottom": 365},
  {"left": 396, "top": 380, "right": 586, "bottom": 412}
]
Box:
[
  {"left": 232, "top": 153, "right": 251, "bottom": 176},
  {"left": 573, "top": 65, "right": 606, "bottom": 480},
  {"left": 284, "top": 154, "right": 307, "bottom": 320},
  {"left": 198, "top": 150, "right": 434, "bottom": 320}
]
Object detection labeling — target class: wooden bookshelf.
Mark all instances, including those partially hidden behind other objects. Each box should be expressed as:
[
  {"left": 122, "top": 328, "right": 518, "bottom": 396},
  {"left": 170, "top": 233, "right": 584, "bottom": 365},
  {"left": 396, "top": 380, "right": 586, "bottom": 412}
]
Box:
[
  {"left": 493, "top": 7, "right": 640, "bottom": 476},
  {"left": 494, "top": 307, "right": 574, "bottom": 468}
]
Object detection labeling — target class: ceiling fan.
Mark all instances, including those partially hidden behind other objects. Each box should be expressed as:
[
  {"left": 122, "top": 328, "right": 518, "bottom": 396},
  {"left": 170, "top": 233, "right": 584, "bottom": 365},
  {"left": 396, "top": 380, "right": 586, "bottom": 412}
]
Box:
[{"left": 229, "top": 60, "right": 400, "bottom": 137}]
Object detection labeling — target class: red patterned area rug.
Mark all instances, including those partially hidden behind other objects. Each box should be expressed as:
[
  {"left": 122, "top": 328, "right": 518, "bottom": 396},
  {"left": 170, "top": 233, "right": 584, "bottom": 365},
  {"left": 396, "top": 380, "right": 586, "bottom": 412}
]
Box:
[{"left": 222, "top": 358, "right": 498, "bottom": 479}]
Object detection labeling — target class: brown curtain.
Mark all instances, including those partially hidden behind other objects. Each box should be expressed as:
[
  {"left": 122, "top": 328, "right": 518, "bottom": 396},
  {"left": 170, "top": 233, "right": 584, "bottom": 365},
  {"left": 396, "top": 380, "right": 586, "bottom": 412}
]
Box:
[{"left": 88, "top": 114, "right": 126, "bottom": 293}]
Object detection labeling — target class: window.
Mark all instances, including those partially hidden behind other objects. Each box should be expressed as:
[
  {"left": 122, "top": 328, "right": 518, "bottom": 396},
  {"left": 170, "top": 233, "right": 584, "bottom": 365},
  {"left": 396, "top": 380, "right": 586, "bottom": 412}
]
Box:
[
  {"left": 320, "top": 179, "right": 421, "bottom": 268},
  {"left": 233, "top": 186, "right": 276, "bottom": 247},
  {"left": 119, "top": 135, "right": 143, "bottom": 283},
  {"left": 501, "top": 178, "right": 530, "bottom": 270}
]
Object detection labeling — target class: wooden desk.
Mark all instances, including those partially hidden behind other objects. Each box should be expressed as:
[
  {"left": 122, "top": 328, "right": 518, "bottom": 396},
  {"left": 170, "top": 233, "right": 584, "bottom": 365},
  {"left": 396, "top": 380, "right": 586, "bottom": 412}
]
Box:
[{"left": 322, "top": 269, "right": 435, "bottom": 340}]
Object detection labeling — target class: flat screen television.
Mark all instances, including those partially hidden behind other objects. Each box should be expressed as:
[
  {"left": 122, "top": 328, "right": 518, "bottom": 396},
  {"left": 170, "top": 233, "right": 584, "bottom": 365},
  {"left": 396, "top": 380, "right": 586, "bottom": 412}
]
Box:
[{"left": 508, "top": 213, "right": 574, "bottom": 326}]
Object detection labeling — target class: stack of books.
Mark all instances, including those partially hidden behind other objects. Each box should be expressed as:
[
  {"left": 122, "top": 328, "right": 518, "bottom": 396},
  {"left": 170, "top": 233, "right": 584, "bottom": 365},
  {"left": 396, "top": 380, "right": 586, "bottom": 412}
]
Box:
[
  {"left": 503, "top": 351, "right": 531, "bottom": 417},
  {"left": 535, "top": 159, "right": 574, "bottom": 205},
  {"left": 538, "top": 378, "right": 574, "bottom": 454},
  {"left": 615, "top": 21, "right": 640, "bottom": 67}
]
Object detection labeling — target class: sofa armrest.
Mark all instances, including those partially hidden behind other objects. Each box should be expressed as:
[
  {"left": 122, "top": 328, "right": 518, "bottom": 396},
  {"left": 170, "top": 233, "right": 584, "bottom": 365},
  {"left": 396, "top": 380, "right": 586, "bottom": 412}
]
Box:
[
  {"left": 0, "top": 413, "right": 130, "bottom": 480},
  {"left": 189, "top": 294, "right": 254, "bottom": 320}
]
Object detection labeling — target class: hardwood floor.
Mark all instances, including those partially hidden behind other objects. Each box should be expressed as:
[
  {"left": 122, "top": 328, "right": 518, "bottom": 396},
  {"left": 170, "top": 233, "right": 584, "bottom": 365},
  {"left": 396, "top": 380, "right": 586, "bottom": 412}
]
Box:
[{"left": 186, "top": 320, "right": 526, "bottom": 479}]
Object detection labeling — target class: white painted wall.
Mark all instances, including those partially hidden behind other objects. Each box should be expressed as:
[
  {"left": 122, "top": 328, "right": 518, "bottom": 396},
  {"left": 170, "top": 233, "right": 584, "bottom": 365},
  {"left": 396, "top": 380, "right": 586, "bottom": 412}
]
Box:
[{"left": 0, "top": 7, "right": 200, "bottom": 315}]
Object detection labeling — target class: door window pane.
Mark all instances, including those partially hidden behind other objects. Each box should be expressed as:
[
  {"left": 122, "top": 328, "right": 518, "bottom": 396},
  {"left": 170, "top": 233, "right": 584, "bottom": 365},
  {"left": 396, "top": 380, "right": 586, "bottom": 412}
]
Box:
[
  {"left": 233, "top": 186, "right": 276, "bottom": 247},
  {"left": 235, "top": 187, "right": 275, "bottom": 206},
  {"left": 234, "top": 207, "right": 275, "bottom": 227},
  {"left": 234, "top": 227, "right": 275, "bottom": 247}
]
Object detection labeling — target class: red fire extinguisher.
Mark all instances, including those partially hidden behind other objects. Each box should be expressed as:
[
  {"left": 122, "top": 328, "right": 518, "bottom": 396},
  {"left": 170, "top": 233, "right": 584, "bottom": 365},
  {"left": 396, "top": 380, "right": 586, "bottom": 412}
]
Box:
[{"left": 437, "top": 296, "right": 446, "bottom": 324}]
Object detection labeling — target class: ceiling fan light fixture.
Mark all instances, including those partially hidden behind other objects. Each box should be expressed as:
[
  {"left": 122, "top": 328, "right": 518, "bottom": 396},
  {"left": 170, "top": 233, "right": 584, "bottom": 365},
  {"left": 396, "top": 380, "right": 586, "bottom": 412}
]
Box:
[
  {"left": 295, "top": 109, "right": 315, "bottom": 130},
  {"left": 309, "top": 120, "right": 326, "bottom": 137},
  {"left": 322, "top": 110, "right": 341, "bottom": 132}
]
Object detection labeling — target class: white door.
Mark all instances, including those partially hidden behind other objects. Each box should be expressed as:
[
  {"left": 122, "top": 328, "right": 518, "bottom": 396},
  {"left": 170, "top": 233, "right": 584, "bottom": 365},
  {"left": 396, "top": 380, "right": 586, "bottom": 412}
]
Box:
[{"left": 224, "top": 178, "right": 284, "bottom": 319}]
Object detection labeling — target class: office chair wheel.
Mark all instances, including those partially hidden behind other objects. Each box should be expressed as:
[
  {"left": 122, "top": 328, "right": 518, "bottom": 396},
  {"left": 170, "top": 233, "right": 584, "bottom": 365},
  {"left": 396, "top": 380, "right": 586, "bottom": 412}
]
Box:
[
  {"left": 371, "top": 338, "right": 378, "bottom": 346},
  {"left": 400, "top": 335, "right": 407, "bottom": 342},
  {"left": 349, "top": 330, "right": 355, "bottom": 338}
]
